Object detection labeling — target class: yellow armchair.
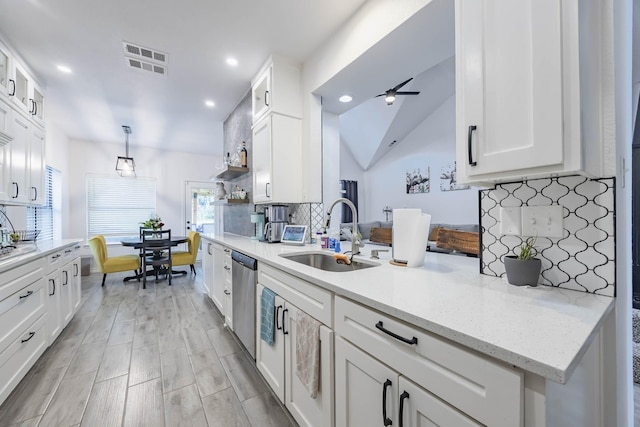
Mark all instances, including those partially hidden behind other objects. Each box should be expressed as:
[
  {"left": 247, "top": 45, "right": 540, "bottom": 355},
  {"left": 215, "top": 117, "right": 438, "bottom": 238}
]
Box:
[
  {"left": 172, "top": 231, "right": 201, "bottom": 275},
  {"left": 88, "top": 235, "right": 140, "bottom": 287}
]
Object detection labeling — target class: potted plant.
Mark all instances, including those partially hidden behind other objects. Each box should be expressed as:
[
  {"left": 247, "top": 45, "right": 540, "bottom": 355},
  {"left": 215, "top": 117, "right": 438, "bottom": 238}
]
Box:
[{"left": 504, "top": 236, "right": 541, "bottom": 286}]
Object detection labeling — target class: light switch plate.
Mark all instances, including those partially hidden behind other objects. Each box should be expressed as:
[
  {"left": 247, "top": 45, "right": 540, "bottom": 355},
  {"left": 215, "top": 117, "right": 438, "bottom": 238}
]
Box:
[
  {"left": 521, "top": 205, "right": 564, "bottom": 238},
  {"left": 500, "top": 207, "right": 522, "bottom": 235}
]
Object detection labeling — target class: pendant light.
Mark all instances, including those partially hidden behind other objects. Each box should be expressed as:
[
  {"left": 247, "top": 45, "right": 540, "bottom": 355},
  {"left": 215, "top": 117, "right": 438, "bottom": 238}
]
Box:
[{"left": 115, "top": 125, "right": 136, "bottom": 177}]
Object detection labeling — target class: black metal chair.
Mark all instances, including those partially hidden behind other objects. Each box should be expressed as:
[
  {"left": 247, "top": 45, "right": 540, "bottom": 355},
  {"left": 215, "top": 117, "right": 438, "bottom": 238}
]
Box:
[{"left": 141, "top": 229, "right": 172, "bottom": 288}]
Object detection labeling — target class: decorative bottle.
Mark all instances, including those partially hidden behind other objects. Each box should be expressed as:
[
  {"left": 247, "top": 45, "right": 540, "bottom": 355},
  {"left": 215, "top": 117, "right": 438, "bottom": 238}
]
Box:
[{"left": 240, "top": 141, "right": 248, "bottom": 168}]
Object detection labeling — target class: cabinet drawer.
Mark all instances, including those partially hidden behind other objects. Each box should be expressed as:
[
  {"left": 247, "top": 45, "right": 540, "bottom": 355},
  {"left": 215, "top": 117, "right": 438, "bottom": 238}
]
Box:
[
  {"left": 0, "top": 257, "right": 44, "bottom": 303},
  {"left": 46, "top": 249, "right": 64, "bottom": 273},
  {"left": 0, "top": 275, "right": 45, "bottom": 354},
  {"left": 335, "top": 297, "right": 523, "bottom": 427},
  {"left": 259, "top": 263, "right": 332, "bottom": 326},
  {"left": 0, "top": 314, "right": 47, "bottom": 406}
]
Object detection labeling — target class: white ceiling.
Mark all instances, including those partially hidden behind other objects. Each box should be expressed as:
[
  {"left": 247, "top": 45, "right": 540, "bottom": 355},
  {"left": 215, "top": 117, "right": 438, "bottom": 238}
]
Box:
[{"left": 0, "top": 0, "right": 367, "bottom": 154}]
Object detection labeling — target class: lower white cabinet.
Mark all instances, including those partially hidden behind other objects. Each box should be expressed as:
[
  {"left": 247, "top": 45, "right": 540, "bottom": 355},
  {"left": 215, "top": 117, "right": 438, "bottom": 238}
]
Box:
[
  {"left": 256, "top": 264, "right": 334, "bottom": 427},
  {"left": 45, "top": 252, "right": 80, "bottom": 345},
  {"left": 45, "top": 270, "right": 62, "bottom": 344},
  {"left": 335, "top": 337, "right": 481, "bottom": 427},
  {"left": 202, "top": 240, "right": 213, "bottom": 297},
  {"left": 334, "top": 296, "right": 523, "bottom": 427},
  {"left": 222, "top": 247, "right": 232, "bottom": 328},
  {"left": 0, "top": 257, "right": 47, "bottom": 405}
]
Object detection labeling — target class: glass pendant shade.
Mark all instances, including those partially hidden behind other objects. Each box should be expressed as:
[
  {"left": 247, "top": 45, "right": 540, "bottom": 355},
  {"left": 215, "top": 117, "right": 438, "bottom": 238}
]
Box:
[{"left": 116, "top": 125, "right": 136, "bottom": 177}]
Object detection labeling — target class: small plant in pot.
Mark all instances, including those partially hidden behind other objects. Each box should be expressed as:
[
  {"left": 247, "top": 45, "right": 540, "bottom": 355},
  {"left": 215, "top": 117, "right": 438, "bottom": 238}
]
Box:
[{"left": 504, "top": 237, "right": 541, "bottom": 286}]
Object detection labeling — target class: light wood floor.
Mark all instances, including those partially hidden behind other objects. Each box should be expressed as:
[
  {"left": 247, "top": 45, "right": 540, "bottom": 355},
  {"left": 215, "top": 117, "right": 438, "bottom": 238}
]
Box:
[{"left": 0, "top": 266, "right": 297, "bottom": 427}]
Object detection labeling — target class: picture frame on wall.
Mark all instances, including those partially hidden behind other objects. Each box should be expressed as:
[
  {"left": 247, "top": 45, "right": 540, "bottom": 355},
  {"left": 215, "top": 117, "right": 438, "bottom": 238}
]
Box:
[
  {"left": 406, "top": 167, "right": 430, "bottom": 194},
  {"left": 440, "top": 162, "right": 469, "bottom": 191}
]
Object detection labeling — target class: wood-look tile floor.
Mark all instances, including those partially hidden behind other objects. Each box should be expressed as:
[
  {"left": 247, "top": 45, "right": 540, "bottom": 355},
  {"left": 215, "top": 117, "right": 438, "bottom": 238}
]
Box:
[{"left": 0, "top": 266, "right": 298, "bottom": 427}]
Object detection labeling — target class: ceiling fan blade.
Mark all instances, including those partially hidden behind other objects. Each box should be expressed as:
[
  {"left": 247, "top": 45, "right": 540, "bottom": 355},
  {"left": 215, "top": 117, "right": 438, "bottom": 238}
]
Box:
[
  {"left": 396, "top": 91, "right": 421, "bottom": 95},
  {"left": 375, "top": 93, "right": 386, "bottom": 97},
  {"left": 392, "top": 78, "right": 413, "bottom": 91}
]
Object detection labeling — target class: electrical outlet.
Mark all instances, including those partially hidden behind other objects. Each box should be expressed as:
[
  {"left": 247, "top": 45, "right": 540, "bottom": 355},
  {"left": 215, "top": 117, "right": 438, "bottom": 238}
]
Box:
[
  {"left": 521, "top": 205, "right": 564, "bottom": 238},
  {"left": 499, "top": 207, "right": 522, "bottom": 235}
]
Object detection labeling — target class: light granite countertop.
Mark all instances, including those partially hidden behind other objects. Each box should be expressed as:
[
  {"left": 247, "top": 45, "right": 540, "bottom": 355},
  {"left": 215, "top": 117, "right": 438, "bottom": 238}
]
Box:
[
  {"left": 202, "top": 232, "right": 614, "bottom": 384},
  {"left": 0, "top": 239, "right": 84, "bottom": 273}
]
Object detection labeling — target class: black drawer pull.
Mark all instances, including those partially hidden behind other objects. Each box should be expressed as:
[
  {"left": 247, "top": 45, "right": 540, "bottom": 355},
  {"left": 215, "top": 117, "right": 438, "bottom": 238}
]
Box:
[
  {"left": 382, "top": 379, "right": 392, "bottom": 426},
  {"left": 282, "top": 308, "right": 288, "bottom": 335},
  {"left": 21, "top": 332, "right": 35, "bottom": 343},
  {"left": 375, "top": 321, "right": 418, "bottom": 345},
  {"left": 399, "top": 391, "right": 410, "bottom": 427},
  {"left": 49, "top": 279, "right": 56, "bottom": 296},
  {"left": 468, "top": 125, "right": 477, "bottom": 166},
  {"left": 19, "top": 290, "right": 33, "bottom": 299},
  {"left": 275, "top": 305, "right": 282, "bottom": 331}
]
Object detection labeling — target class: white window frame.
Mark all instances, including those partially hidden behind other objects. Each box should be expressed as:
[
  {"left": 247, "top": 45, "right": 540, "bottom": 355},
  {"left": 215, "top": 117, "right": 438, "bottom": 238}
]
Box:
[{"left": 27, "top": 165, "right": 61, "bottom": 241}]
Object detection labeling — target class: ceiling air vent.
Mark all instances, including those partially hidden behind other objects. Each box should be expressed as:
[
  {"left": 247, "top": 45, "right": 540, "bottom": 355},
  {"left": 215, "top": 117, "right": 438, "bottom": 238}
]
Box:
[{"left": 123, "top": 41, "right": 168, "bottom": 76}]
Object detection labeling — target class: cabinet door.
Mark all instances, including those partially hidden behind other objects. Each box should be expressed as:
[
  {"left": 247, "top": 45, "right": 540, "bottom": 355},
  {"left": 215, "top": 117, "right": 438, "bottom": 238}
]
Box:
[
  {"left": 252, "top": 116, "right": 272, "bottom": 203},
  {"left": 8, "top": 110, "right": 29, "bottom": 203},
  {"left": 0, "top": 43, "right": 10, "bottom": 98},
  {"left": 223, "top": 282, "right": 232, "bottom": 329},
  {"left": 45, "top": 272, "right": 61, "bottom": 345},
  {"left": 252, "top": 66, "right": 271, "bottom": 123},
  {"left": 30, "top": 83, "right": 44, "bottom": 125},
  {"left": 0, "top": 99, "right": 11, "bottom": 201},
  {"left": 70, "top": 258, "right": 81, "bottom": 314},
  {"left": 60, "top": 263, "right": 73, "bottom": 326},
  {"left": 398, "top": 377, "right": 482, "bottom": 427},
  {"left": 456, "top": 0, "right": 564, "bottom": 179},
  {"left": 285, "top": 304, "right": 334, "bottom": 427},
  {"left": 29, "top": 127, "right": 45, "bottom": 205},
  {"left": 255, "top": 283, "right": 285, "bottom": 401},
  {"left": 210, "top": 244, "right": 224, "bottom": 312},
  {"left": 335, "top": 337, "right": 398, "bottom": 427},
  {"left": 202, "top": 241, "right": 213, "bottom": 296},
  {"left": 11, "top": 63, "right": 30, "bottom": 113}
]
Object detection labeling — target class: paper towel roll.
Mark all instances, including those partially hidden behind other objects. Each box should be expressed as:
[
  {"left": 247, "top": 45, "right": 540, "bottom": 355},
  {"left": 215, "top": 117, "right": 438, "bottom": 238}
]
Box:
[{"left": 392, "top": 209, "right": 431, "bottom": 267}]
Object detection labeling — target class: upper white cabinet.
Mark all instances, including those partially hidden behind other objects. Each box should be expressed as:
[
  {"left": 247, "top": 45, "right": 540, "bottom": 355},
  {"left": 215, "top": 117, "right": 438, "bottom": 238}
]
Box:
[
  {"left": 455, "top": 0, "right": 605, "bottom": 184},
  {"left": 0, "top": 42, "right": 10, "bottom": 99},
  {"left": 252, "top": 113, "right": 302, "bottom": 204},
  {"left": 251, "top": 55, "right": 301, "bottom": 123}
]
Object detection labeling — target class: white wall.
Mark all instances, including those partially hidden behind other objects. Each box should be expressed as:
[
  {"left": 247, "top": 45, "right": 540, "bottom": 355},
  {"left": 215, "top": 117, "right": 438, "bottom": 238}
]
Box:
[
  {"left": 45, "top": 122, "right": 71, "bottom": 237},
  {"left": 352, "top": 96, "right": 478, "bottom": 225},
  {"left": 66, "top": 138, "right": 219, "bottom": 253}
]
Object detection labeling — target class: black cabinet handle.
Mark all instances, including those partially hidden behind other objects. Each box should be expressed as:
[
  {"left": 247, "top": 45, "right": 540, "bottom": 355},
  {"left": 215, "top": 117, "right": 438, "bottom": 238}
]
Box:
[
  {"left": 29, "top": 98, "right": 35, "bottom": 114},
  {"left": 51, "top": 254, "right": 61, "bottom": 259},
  {"left": 31, "top": 186, "right": 37, "bottom": 201},
  {"left": 224, "top": 289, "right": 230, "bottom": 295},
  {"left": 207, "top": 243, "right": 212, "bottom": 255},
  {"left": 12, "top": 182, "right": 18, "bottom": 198},
  {"left": 468, "top": 125, "right": 477, "bottom": 166},
  {"left": 275, "top": 305, "right": 282, "bottom": 330},
  {"left": 382, "top": 379, "right": 392, "bottom": 426},
  {"left": 375, "top": 321, "right": 418, "bottom": 345},
  {"left": 265, "top": 183, "right": 270, "bottom": 198},
  {"left": 399, "top": 391, "right": 409, "bottom": 427},
  {"left": 8, "top": 79, "right": 15, "bottom": 96},
  {"left": 65, "top": 249, "right": 72, "bottom": 254},
  {"left": 19, "top": 290, "right": 33, "bottom": 299},
  {"left": 49, "top": 279, "right": 55, "bottom": 296},
  {"left": 21, "top": 332, "right": 35, "bottom": 343},
  {"left": 282, "top": 308, "right": 288, "bottom": 335},
  {"left": 63, "top": 270, "right": 68, "bottom": 285},
  {"left": 264, "top": 90, "right": 270, "bottom": 107},
  {"left": 74, "top": 264, "right": 79, "bottom": 277}
]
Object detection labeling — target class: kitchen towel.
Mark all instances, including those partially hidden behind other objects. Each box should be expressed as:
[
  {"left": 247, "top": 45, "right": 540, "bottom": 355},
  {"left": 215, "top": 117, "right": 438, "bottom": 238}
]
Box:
[
  {"left": 296, "top": 309, "right": 321, "bottom": 399},
  {"left": 260, "top": 287, "right": 276, "bottom": 346}
]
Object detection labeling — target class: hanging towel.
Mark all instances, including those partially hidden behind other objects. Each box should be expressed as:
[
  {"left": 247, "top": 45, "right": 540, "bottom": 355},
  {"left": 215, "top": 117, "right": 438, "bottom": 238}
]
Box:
[
  {"left": 260, "top": 287, "right": 276, "bottom": 346},
  {"left": 296, "top": 309, "right": 321, "bottom": 399}
]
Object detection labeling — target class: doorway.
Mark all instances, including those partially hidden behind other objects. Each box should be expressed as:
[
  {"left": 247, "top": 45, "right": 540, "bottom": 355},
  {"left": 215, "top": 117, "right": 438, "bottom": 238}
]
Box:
[{"left": 184, "top": 181, "right": 218, "bottom": 262}]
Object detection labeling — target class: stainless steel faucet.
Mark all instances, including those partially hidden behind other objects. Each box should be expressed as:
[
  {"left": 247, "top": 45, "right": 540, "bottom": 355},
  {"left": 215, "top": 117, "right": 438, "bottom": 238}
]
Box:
[{"left": 324, "top": 197, "right": 362, "bottom": 256}]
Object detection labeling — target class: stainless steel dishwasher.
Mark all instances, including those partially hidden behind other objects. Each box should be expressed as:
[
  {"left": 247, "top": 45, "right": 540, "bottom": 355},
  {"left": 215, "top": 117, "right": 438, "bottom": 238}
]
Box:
[{"left": 231, "top": 250, "right": 257, "bottom": 359}]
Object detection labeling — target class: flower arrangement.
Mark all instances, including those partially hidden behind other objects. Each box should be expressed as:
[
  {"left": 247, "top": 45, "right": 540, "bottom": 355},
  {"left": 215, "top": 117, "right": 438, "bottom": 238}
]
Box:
[{"left": 141, "top": 214, "right": 164, "bottom": 231}]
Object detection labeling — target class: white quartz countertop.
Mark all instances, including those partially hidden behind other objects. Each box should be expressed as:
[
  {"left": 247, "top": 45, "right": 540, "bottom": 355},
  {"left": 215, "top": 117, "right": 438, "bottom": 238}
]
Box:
[
  {"left": 202, "top": 233, "right": 614, "bottom": 384},
  {"left": 0, "top": 239, "right": 84, "bottom": 273}
]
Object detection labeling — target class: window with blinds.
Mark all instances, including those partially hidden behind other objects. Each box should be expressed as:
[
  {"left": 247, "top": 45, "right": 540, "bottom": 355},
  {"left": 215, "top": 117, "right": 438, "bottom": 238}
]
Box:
[
  {"left": 27, "top": 166, "right": 61, "bottom": 241},
  {"left": 86, "top": 175, "right": 156, "bottom": 237}
]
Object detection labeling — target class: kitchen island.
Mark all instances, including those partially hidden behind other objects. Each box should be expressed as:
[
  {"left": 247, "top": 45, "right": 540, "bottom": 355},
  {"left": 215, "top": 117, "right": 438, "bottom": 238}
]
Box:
[{"left": 203, "top": 232, "right": 615, "bottom": 427}]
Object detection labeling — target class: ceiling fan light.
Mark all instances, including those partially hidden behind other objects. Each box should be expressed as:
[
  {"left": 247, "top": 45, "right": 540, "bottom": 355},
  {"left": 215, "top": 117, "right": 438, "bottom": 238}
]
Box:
[{"left": 385, "top": 94, "right": 396, "bottom": 105}]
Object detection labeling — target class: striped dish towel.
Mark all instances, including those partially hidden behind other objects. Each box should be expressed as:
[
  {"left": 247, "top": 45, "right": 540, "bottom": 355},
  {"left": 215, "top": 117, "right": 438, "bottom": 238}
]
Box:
[
  {"left": 296, "top": 309, "right": 321, "bottom": 399},
  {"left": 260, "top": 287, "right": 276, "bottom": 346}
]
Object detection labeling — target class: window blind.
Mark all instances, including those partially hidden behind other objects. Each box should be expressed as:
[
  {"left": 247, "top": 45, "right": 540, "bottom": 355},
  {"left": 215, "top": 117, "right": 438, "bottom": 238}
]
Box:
[
  {"left": 86, "top": 175, "right": 156, "bottom": 237},
  {"left": 27, "top": 166, "right": 60, "bottom": 241}
]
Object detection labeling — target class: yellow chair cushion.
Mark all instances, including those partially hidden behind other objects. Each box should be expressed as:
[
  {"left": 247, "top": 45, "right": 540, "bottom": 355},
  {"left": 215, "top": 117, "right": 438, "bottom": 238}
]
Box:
[
  {"left": 172, "top": 231, "right": 201, "bottom": 267},
  {"left": 89, "top": 235, "right": 140, "bottom": 274}
]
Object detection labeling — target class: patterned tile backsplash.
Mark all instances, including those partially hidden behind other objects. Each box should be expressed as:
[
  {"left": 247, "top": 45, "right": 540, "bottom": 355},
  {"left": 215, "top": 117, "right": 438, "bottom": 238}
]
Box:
[{"left": 480, "top": 176, "right": 615, "bottom": 296}]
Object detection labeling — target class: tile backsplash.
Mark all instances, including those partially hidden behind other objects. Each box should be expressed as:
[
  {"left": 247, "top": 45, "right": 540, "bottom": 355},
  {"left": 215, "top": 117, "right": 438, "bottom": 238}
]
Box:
[{"left": 480, "top": 176, "right": 615, "bottom": 296}]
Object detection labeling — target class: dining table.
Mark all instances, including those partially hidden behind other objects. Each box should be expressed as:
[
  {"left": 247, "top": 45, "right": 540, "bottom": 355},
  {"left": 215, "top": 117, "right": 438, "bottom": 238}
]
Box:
[{"left": 120, "top": 235, "right": 189, "bottom": 282}]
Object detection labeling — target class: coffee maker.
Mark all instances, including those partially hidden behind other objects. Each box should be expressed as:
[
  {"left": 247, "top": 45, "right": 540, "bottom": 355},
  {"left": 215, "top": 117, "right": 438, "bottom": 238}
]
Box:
[{"left": 263, "top": 205, "right": 288, "bottom": 242}]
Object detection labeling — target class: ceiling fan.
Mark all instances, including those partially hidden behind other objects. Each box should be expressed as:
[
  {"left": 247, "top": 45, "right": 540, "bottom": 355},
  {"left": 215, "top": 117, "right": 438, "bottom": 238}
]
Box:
[{"left": 375, "top": 78, "right": 420, "bottom": 105}]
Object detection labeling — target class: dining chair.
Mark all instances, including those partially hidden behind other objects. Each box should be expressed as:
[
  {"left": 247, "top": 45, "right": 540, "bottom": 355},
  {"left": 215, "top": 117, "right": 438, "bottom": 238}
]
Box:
[
  {"left": 88, "top": 235, "right": 140, "bottom": 287},
  {"left": 171, "top": 231, "right": 201, "bottom": 275},
  {"left": 141, "top": 228, "right": 172, "bottom": 288}
]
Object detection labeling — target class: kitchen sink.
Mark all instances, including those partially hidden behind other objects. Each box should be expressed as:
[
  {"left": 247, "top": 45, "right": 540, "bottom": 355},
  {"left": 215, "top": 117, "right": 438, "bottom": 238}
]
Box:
[{"left": 279, "top": 252, "right": 379, "bottom": 272}]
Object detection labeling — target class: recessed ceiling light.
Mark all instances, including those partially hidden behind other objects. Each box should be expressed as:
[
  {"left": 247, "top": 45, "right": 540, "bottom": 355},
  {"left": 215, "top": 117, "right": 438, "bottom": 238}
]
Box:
[
  {"left": 57, "top": 65, "right": 72, "bottom": 74},
  {"left": 205, "top": 100, "right": 215, "bottom": 108},
  {"left": 339, "top": 95, "right": 352, "bottom": 103},
  {"left": 226, "top": 57, "right": 238, "bottom": 67}
]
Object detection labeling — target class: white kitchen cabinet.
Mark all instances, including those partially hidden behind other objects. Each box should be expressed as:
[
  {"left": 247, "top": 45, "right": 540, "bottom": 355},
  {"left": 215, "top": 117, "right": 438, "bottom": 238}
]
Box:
[
  {"left": 256, "top": 264, "right": 334, "bottom": 427},
  {"left": 28, "top": 127, "right": 45, "bottom": 205},
  {"left": 70, "top": 254, "right": 81, "bottom": 313},
  {"left": 251, "top": 55, "right": 301, "bottom": 124},
  {"left": 59, "top": 258, "right": 74, "bottom": 326},
  {"left": 0, "top": 257, "right": 47, "bottom": 406},
  {"left": 252, "top": 113, "right": 302, "bottom": 204},
  {"left": 202, "top": 240, "right": 214, "bottom": 298},
  {"left": 455, "top": 0, "right": 605, "bottom": 184},
  {"left": 222, "top": 247, "right": 232, "bottom": 328},
  {"left": 10, "top": 62, "right": 30, "bottom": 114},
  {"left": 44, "top": 271, "right": 62, "bottom": 345},
  {"left": 335, "top": 296, "right": 523, "bottom": 427},
  {"left": 0, "top": 98, "right": 11, "bottom": 201},
  {"left": 0, "top": 41, "right": 10, "bottom": 99}
]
